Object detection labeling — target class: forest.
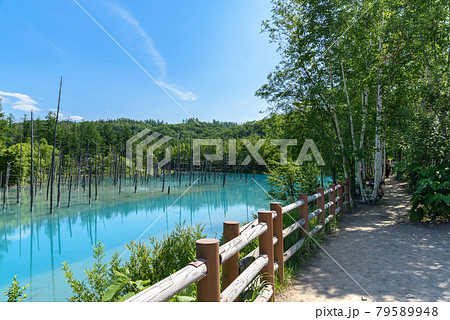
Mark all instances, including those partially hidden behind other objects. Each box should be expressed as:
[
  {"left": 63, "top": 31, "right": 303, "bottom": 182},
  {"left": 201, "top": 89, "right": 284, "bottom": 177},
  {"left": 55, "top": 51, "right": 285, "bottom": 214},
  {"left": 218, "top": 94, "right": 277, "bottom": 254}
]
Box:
[
  {"left": 256, "top": 0, "right": 449, "bottom": 221},
  {"left": 0, "top": 0, "right": 448, "bottom": 222},
  {"left": 0, "top": 0, "right": 448, "bottom": 304}
]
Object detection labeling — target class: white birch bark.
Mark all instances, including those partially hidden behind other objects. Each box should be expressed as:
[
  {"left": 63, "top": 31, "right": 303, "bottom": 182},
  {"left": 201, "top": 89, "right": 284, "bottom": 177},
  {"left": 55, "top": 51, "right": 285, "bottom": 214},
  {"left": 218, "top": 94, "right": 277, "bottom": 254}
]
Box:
[
  {"left": 356, "top": 89, "right": 368, "bottom": 202},
  {"left": 371, "top": 52, "right": 383, "bottom": 202},
  {"left": 328, "top": 59, "right": 350, "bottom": 198},
  {"left": 340, "top": 62, "right": 356, "bottom": 205}
]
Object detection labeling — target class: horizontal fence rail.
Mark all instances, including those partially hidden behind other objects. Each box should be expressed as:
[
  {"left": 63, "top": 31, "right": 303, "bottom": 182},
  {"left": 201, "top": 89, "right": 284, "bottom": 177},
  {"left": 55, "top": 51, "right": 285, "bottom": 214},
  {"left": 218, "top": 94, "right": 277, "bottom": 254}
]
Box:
[{"left": 127, "top": 179, "right": 350, "bottom": 302}]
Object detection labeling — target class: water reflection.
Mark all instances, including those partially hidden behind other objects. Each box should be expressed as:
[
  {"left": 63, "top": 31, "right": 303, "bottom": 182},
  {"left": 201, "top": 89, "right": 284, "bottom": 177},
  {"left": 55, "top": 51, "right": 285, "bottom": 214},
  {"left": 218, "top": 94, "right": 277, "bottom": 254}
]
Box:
[{"left": 0, "top": 175, "right": 269, "bottom": 301}]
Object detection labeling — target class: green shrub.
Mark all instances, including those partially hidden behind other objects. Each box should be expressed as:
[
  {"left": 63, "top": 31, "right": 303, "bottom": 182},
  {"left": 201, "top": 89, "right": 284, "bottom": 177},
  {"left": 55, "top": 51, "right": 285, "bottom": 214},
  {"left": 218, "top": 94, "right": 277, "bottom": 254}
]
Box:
[
  {"left": 266, "top": 161, "right": 318, "bottom": 203},
  {"left": 61, "top": 223, "right": 205, "bottom": 302},
  {"left": 61, "top": 242, "right": 117, "bottom": 302},
  {"left": 395, "top": 162, "right": 449, "bottom": 222},
  {"left": 410, "top": 178, "right": 450, "bottom": 222},
  {"left": 2, "top": 275, "right": 29, "bottom": 302}
]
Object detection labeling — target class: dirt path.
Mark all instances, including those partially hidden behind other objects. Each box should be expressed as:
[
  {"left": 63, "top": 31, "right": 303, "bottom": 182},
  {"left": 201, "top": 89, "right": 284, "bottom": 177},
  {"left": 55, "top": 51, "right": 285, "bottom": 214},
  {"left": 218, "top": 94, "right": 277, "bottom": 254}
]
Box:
[{"left": 278, "top": 178, "right": 449, "bottom": 302}]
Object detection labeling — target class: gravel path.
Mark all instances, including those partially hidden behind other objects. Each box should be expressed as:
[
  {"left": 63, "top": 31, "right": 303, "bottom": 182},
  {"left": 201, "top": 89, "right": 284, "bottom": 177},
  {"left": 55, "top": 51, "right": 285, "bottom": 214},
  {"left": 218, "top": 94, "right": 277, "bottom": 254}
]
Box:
[{"left": 278, "top": 178, "right": 449, "bottom": 302}]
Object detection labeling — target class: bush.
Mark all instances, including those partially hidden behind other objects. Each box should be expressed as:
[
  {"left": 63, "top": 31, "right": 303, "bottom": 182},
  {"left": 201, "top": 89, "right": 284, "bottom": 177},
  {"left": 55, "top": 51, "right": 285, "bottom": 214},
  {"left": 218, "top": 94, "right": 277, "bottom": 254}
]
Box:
[
  {"left": 123, "top": 223, "right": 204, "bottom": 284},
  {"left": 61, "top": 242, "right": 116, "bottom": 302},
  {"left": 2, "top": 275, "right": 29, "bottom": 302},
  {"left": 266, "top": 161, "right": 319, "bottom": 204},
  {"left": 61, "top": 223, "right": 205, "bottom": 302},
  {"left": 410, "top": 178, "right": 450, "bottom": 222},
  {"left": 395, "top": 162, "right": 449, "bottom": 222}
]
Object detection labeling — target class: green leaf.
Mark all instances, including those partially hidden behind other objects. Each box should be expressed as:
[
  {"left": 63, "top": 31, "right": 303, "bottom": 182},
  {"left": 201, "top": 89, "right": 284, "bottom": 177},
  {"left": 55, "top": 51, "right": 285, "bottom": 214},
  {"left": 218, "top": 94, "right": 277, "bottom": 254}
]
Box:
[
  {"left": 131, "top": 279, "right": 151, "bottom": 291},
  {"left": 102, "top": 273, "right": 130, "bottom": 302},
  {"left": 431, "top": 193, "right": 443, "bottom": 204},
  {"left": 118, "top": 292, "right": 135, "bottom": 302},
  {"left": 443, "top": 195, "right": 450, "bottom": 205},
  {"left": 438, "top": 181, "right": 450, "bottom": 190},
  {"left": 410, "top": 207, "right": 424, "bottom": 222}
]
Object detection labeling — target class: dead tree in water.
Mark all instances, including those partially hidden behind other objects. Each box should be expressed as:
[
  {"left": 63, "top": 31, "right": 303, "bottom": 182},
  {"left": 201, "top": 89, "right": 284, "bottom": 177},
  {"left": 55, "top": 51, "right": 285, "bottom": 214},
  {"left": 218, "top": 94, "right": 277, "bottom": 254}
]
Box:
[
  {"left": 35, "top": 139, "right": 41, "bottom": 196},
  {"left": 88, "top": 157, "right": 93, "bottom": 204},
  {"left": 49, "top": 77, "right": 63, "bottom": 214},
  {"left": 76, "top": 152, "right": 82, "bottom": 190},
  {"left": 161, "top": 165, "right": 166, "bottom": 192},
  {"left": 30, "top": 110, "right": 34, "bottom": 211},
  {"left": 0, "top": 173, "right": 2, "bottom": 209},
  {"left": 17, "top": 128, "right": 23, "bottom": 204},
  {"left": 113, "top": 148, "right": 118, "bottom": 186},
  {"left": 46, "top": 167, "right": 51, "bottom": 200},
  {"left": 57, "top": 153, "right": 62, "bottom": 207},
  {"left": 177, "top": 133, "right": 181, "bottom": 186},
  {"left": 93, "top": 141, "right": 98, "bottom": 201},
  {"left": 222, "top": 159, "right": 226, "bottom": 187},
  {"left": 101, "top": 154, "right": 105, "bottom": 185},
  {"left": 3, "top": 163, "right": 10, "bottom": 209},
  {"left": 134, "top": 169, "right": 138, "bottom": 193},
  {"left": 83, "top": 144, "right": 89, "bottom": 192},
  {"left": 68, "top": 154, "right": 74, "bottom": 207},
  {"left": 118, "top": 151, "right": 123, "bottom": 195},
  {"left": 209, "top": 161, "right": 212, "bottom": 182}
]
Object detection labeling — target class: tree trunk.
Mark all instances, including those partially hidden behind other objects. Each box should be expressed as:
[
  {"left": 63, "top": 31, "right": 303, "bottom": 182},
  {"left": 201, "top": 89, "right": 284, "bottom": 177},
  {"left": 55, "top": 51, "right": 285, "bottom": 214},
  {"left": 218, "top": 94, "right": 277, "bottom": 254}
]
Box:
[
  {"left": 341, "top": 62, "right": 356, "bottom": 205},
  {"left": 50, "top": 77, "right": 63, "bottom": 213},
  {"left": 356, "top": 89, "right": 368, "bottom": 203},
  {"left": 30, "top": 110, "right": 34, "bottom": 211},
  {"left": 371, "top": 36, "right": 384, "bottom": 202}
]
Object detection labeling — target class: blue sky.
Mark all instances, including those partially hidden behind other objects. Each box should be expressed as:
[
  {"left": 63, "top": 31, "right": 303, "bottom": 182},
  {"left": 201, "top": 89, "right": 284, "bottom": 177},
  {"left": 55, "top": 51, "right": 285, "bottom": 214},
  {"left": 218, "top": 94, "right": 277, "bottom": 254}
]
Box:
[{"left": 0, "top": 0, "right": 280, "bottom": 123}]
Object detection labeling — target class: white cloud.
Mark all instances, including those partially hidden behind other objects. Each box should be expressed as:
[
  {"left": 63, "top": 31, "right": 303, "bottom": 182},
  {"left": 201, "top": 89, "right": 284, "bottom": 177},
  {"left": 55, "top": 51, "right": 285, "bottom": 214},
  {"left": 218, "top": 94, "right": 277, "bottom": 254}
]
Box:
[
  {"left": 109, "top": 4, "right": 198, "bottom": 103},
  {"left": 110, "top": 4, "right": 166, "bottom": 77},
  {"left": 0, "top": 90, "right": 41, "bottom": 112},
  {"left": 12, "top": 104, "right": 41, "bottom": 112},
  {"left": 159, "top": 81, "right": 198, "bottom": 102},
  {"left": 68, "top": 115, "right": 84, "bottom": 121}
]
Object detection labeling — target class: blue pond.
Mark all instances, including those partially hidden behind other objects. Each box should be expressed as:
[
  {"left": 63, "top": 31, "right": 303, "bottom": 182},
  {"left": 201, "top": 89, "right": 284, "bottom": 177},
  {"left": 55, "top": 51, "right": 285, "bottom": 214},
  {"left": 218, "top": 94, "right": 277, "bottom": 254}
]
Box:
[{"left": 0, "top": 174, "right": 270, "bottom": 301}]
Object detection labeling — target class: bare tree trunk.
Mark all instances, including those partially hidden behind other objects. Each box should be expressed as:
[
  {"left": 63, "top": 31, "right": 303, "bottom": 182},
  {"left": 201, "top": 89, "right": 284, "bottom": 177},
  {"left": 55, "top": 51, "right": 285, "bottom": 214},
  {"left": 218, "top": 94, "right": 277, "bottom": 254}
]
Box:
[
  {"left": 30, "top": 110, "right": 34, "bottom": 211},
  {"left": 177, "top": 133, "right": 181, "bottom": 186},
  {"left": 17, "top": 130, "right": 23, "bottom": 204},
  {"left": 57, "top": 154, "right": 62, "bottom": 207},
  {"left": 3, "top": 163, "right": 10, "bottom": 209},
  {"left": 35, "top": 139, "right": 41, "bottom": 196},
  {"left": 68, "top": 154, "right": 74, "bottom": 207},
  {"left": 50, "top": 77, "right": 63, "bottom": 213}
]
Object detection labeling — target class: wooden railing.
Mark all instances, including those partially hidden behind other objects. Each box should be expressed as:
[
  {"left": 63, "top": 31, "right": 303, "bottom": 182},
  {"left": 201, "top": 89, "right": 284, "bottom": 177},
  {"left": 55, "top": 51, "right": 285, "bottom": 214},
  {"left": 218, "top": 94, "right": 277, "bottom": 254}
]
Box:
[{"left": 126, "top": 178, "right": 350, "bottom": 302}]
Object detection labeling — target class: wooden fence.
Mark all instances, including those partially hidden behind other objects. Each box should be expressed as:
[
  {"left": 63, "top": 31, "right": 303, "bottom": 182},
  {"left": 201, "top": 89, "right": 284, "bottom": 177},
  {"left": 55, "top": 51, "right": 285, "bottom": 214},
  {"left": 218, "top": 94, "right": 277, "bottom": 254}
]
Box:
[{"left": 126, "top": 178, "right": 350, "bottom": 302}]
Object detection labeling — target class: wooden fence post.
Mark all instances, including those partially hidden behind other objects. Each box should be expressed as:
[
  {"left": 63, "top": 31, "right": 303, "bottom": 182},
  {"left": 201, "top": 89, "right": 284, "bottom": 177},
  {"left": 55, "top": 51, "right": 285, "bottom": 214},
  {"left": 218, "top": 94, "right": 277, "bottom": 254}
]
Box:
[
  {"left": 258, "top": 210, "right": 275, "bottom": 302},
  {"left": 222, "top": 221, "right": 240, "bottom": 294},
  {"left": 317, "top": 187, "right": 325, "bottom": 237},
  {"left": 196, "top": 238, "right": 220, "bottom": 302},
  {"left": 329, "top": 184, "right": 336, "bottom": 223},
  {"left": 337, "top": 181, "right": 343, "bottom": 212},
  {"left": 344, "top": 178, "right": 350, "bottom": 211},
  {"left": 299, "top": 193, "right": 309, "bottom": 253},
  {"left": 270, "top": 202, "right": 284, "bottom": 283}
]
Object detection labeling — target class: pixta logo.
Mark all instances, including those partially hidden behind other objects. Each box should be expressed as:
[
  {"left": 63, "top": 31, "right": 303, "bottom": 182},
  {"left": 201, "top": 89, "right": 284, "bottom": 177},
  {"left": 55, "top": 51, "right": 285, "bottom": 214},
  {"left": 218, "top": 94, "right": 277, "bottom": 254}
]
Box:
[
  {"left": 126, "top": 129, "right": 172, "bottom": 174},
  {"left": 193, "top": 138, "right": 324, "bottom": 166},
  {"left": 127, "top": 130, "right": 324, "bottom": 169}
]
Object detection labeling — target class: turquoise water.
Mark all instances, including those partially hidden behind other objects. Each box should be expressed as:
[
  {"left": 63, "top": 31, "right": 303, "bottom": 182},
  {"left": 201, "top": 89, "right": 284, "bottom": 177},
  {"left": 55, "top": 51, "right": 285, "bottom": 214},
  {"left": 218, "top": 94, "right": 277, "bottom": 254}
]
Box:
[{"left": 0, "top": 174, "right": 269, "bottom": 301}]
